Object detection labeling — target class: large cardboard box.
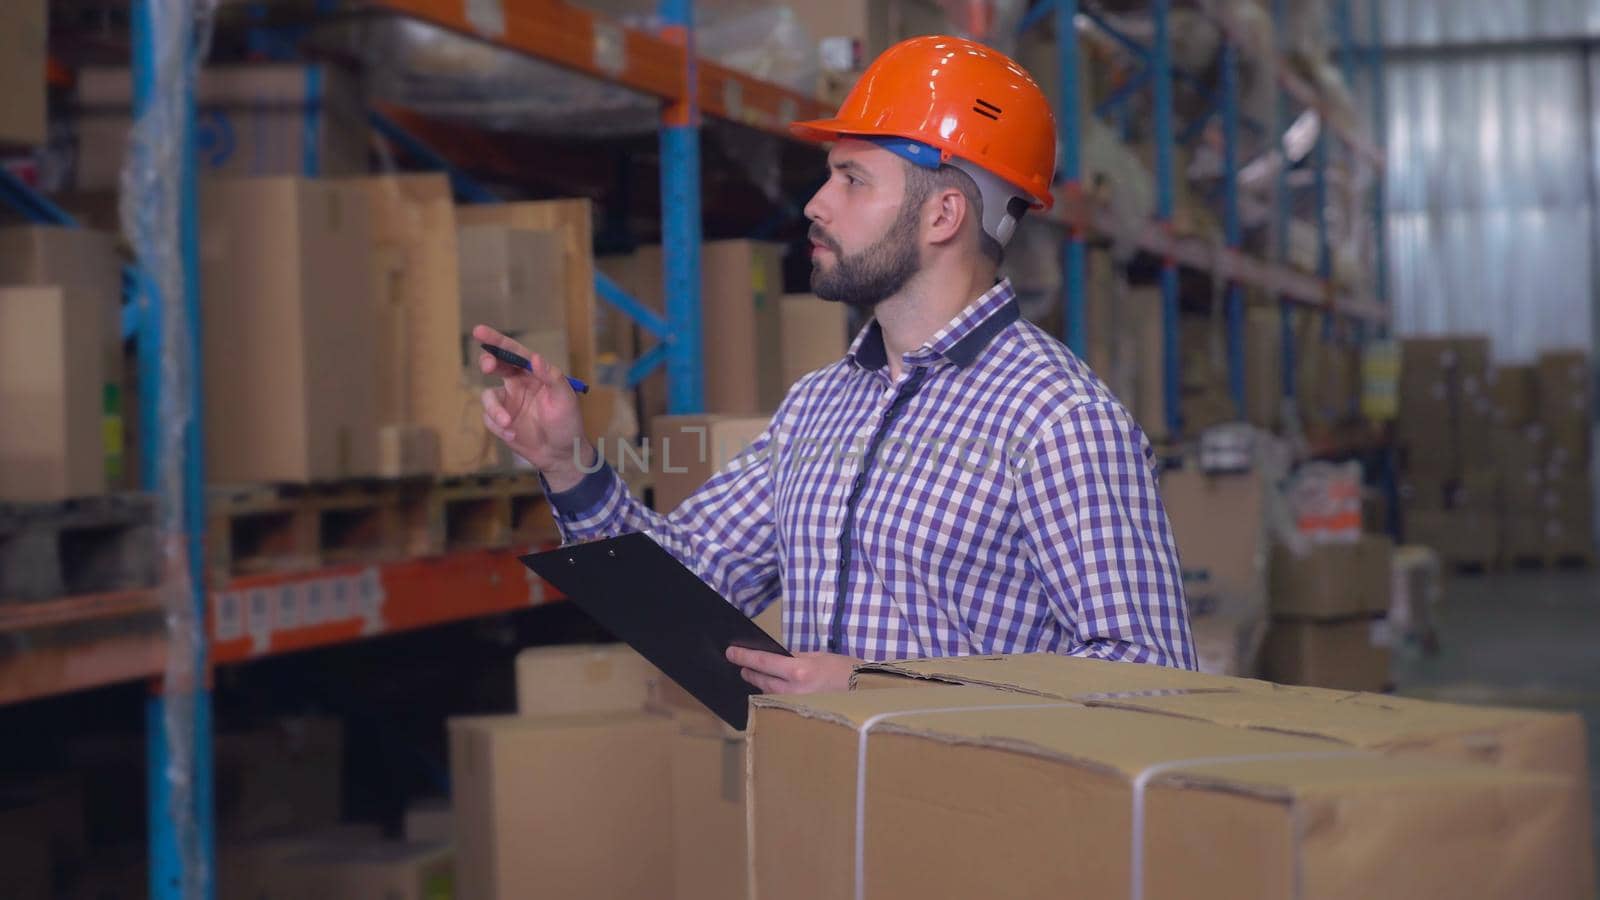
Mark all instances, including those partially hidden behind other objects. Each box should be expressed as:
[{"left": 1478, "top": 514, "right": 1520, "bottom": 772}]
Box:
[
  {"left": 456, "top": 201, "right": 597, "bottom": 384},
  {"left": 850, "top": 654, "right": 1592, "bottom": 793},
  {"left": 514, "top": 643, "right": 662, "bottom": 717},
  {"left": 1537, "top": 351, "right": 1592, "bottom": 465},
  {"left": 1405, "top": 509, "right": 1499, "bottom": 567},
  {"left": 748, "top": 684, "right": 1590, "bottom": 900},
  {"left": 1268, "top": 535, "right": 1393, "bottom": 620},
  {"left": 402, "top": 797, "right": 454, "bottom": 845},
  {"left": 1261, "top": 617, "right": 1390, "bottom": 691},
  {"left": 282, "top": 840, "right": 454, "bottom": 900},
  {"left": 1243, "top": 306, "right": 1282, "bottom": 430},
  {"left": 672, "top": 720, "right": 750, "bottom": 900},
  {"left": 456, "top": 225, "right": 566, "bottom": 335},
  {"left": 0, "top": 226, "right": 125, "bottom": 484},
  {"left": 346, "top": 175, "right": 483, "bottom": 476},
  {"left": 613, "top": 241, "right": 785, "bottom": 420},
  {"left": 219, "top": 824, "right": 384, "bottom": 900},
  {"left": 0, "top": 798, "right": 55, "bottom": 900},
  {"left": 1160, "top": 468, "right": 1265, "bottom": 613},
  {"left": 1492, "top": 364, "right": 1537, "bottom": 426},
  {"left": 215, "top": 716, "right": 344, "bottom": 839},
  {"left": 201, "top": 177, "right": 378, "bottom": 482},
  {"left": 0, "top": 0, "right": 45, "bottom": 144},
  {"left": 0, "top": 287, "right": 106, "bottom": 500},
  {"left": 647, "top": 414, "right": 771, "bottom": 513},
  {"left": 76, "top": 64, "right": 370, "bottom": 189},
  {"left": 448, "top": 713, "right": 673, "bottom": 900},
  {"left": 779, "top": 293, "right": 849, "bottom": 388}
]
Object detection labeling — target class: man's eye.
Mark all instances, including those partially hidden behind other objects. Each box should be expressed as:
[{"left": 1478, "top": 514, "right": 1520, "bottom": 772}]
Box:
[{"left": 845, "top": 174, "right": 861, "bottom": 186}]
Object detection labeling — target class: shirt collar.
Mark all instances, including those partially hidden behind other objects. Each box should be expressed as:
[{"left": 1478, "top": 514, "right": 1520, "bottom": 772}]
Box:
[{"left": 846, "top": 278, "right": 1021, "bottom": 373}]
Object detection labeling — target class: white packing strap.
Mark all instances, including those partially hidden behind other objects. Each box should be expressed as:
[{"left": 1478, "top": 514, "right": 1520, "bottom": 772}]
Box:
[
  {"left": 1128, "top": 751, "right": 1371, "bottom": 900},
  {"left": 853, "top": 703, "right": 1081, "bottom": 900}
]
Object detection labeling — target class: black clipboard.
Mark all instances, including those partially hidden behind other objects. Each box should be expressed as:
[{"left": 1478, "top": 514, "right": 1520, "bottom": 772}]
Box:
[{"left": 520, "top": 532, "right": 790, "bottom": 730}]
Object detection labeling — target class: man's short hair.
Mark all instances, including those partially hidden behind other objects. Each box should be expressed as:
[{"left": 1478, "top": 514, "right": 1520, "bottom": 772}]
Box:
[{"left": 901, "top": 160, "right": 1007, "bottom": 267}]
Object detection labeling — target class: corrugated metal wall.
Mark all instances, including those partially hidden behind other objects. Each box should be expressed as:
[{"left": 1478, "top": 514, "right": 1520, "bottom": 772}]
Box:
[{"left": 1378, "top": 0, "right": 1599, "bottom": 362}]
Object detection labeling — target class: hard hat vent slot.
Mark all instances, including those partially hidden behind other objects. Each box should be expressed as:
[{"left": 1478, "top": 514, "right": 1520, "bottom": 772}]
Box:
[{"left": 973, "top": 98, "right": 1002, "bottom": 120}]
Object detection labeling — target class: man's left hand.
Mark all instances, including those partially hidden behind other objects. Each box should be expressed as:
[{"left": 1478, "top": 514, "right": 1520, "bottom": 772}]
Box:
[{"left": 726, "top": 646, "right": 861, "bottom": 695}]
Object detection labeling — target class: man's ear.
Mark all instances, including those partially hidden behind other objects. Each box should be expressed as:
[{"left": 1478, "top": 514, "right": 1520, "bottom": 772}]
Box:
[{"left": 925, "top": 187, "right": 969, "bottom": 247}]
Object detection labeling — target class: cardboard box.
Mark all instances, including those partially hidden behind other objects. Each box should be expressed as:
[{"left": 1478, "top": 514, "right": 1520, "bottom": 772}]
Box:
[
  {"left": 1492, "top": 365, "right": 1537, "bottom": 426},
  {"left": 1453, "top": 467, "right": 1502, "bottom": 512},
  {"left": 514, "top": 643, "right": 662, "bottom": 717},
  {"left": 377, "top": 424, "right": 441, "bottom": 478},
  {"left": 456, "top": 201, "right": 597, "bottom": 385},
  {"left": 647, "top": 414, "right": 771, "bottom": 513},
  {"left": 76, "top": 64, "right": 370, "bottom": 189},
  {"left": 1160, "top": 468, "right": 1266, "bottom": 619},
  {"left": 613, "top": 242, "right": 785, "bottom": 420},
  {"left": 850, "top": 654, "right": 1592, "bottom": 792},
  {"left": 347, "top": 175, "right": 508, "bottom": 477},
  {"left": 457, "top": 225, "right": 567, "bottom": 335},
  {"left": 1405, "top": 509, "right": 1499, "bottom": 566},
  {"left": 1244, "top": 307, "right": 1282, "bottom": 430},
  {"left": 1268, "top": 535, "right": 1393, "bottom": 620},
  {"left": 219, "top": 824, "right": 385, "bottom": 900},
  {"left": 201, "top": 177, "right": 378, "bottom": 482},
  {"left": 672, "top": 721, "right": 750, "bottom": 900},
  {"left": 0, "top": 226, "right": 126, "bottom": 484},
  {"left": 0, "top": 0, "right": 46, "bottom": 145},
  {"left": 779, "top": 293, "right": 849, "bottom": 388},
  {"left": 403, "top": 797, "right": 454, "bottom": 845},
  {"left": 215, "top": 716, "right": 344, "bottom": 839},
  {"left": 0, "top": 287, "right": 106, "bottom": 501},
  {"left": 1262, "top": 616, "right": 1390, "bottom": 691},
  {"left": 283, "top": 839, "right": 454, "bottom": 900},
  {"left": 448, "top": 713, "right": 673, "bottom": 900},
  {"left": 0, "top": 790, "right": 64, "bottom": 900},
  {"left": 748, "top": 684, "right": 1590, "bottom": 900}
]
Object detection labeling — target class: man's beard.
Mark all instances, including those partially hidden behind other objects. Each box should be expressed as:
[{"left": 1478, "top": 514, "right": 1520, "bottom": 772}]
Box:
[{"left": 810, "top": 197, "right": 921, "bottom": 309}]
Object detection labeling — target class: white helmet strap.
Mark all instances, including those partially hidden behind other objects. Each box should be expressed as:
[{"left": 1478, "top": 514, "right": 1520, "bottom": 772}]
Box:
[{"left": 947, "top": 157, "right": 1034, "bottom": 248}]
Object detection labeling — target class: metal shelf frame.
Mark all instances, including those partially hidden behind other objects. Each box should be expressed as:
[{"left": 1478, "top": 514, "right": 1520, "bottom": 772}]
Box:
[
  {"left": 14, "top": 1, "right": 1394, "bottom": 894},
  {"left": 1032, "top": 0, "right": 1388, "bottom": 438}
]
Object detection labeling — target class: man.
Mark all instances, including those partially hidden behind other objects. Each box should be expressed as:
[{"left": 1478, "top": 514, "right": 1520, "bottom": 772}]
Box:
[{"left": 477, "top": 36, "right": 1195, "bottom": 694}]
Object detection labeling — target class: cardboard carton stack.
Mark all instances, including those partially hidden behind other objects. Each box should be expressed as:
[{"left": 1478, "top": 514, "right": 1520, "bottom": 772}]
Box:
[
  {"left": 1159, "top": 467, "right": 1268, "bottom": 677},
  {"left": 75, "top": 63, "right": 371, "bottom": 190},
  {"left": 453, "top": 629, "right": 778, "bottom": 900},
  {"left": 1530, "top": 351, "right": 1595, "bottom": 559},
  {"left": 1264, "top": 536, "right": 1393, "bottom": 691},
  {"left": 746, "top": 653, "right": 1594, "bottom": 900},
  {"left": 0, "top": 227, "right": 126, "bottom": 499},
  {"left": 1397, "top": 336, "right": 1500, "bottom": 566}
]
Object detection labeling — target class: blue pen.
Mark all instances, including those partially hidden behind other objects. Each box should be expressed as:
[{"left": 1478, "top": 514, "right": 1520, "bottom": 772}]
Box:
[{"left": 480, "top": 343, "right": 590, "bottom": 394}]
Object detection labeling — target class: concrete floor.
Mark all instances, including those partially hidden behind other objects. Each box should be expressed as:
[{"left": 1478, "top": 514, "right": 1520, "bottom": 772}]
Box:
[{"left": 1391, "top": 568, "right": 1600, "bottom": 867}]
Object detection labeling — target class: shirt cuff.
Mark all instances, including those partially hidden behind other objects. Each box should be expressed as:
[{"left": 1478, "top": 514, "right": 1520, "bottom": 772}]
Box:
[{"left": 541, "top": 463, "right": 617, "bottom": 522}]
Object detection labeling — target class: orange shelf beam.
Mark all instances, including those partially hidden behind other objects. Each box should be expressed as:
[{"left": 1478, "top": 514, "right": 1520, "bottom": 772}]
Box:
[
  {"left": 1050, "top": 188, "right": 1388, "bottom": 324},
  {"left": 0, "top": 546, "right": 564, "bottom": 707},
  {"left": 358, "top": 0, "right": 830, "bottom": 137}
]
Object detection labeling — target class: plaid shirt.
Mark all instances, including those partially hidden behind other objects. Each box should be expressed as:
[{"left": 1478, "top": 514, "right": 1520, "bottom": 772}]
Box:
[{"left": 547, "top": 279, "right": 1196, "bottom": 668}]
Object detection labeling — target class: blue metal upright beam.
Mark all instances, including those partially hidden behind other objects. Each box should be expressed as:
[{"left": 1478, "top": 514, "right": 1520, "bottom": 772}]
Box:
[
  {"left": 1273, "top": 0, "right": 1296, "bottom": 404},
  {"left": 659, "top": 0, "right": 704, "bottom": 414},
  {"left": 1057, "top": 0, "right": 1087, "bottom": 357},
  {"left": 132, "top": 1, "right": 214, "bottom": 898},
  {"left": 1151, "top": 0, "right": 1181, "bottom": 439},
  {"left": 1221, "top": 40, "right": 1245, "bottom": 418},
  {"left": 1368, "top": 0, "right": 1389, "bottom": 334}
]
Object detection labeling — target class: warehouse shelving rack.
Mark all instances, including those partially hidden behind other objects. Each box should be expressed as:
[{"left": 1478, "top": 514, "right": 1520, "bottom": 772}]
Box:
[
  {"left": 0, "top": 1, "right": 1388, "bottom": 896},
  {"left": 1032, "top": 0, "right": 1388, "bottom": 438}
]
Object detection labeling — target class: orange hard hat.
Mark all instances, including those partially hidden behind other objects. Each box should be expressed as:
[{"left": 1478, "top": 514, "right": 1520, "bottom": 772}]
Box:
[{"left": 791, "top": 35, "right": 1057, "bottom": 212}]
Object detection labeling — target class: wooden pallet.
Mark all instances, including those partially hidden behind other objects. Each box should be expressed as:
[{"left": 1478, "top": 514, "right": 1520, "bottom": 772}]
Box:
[
  {"left": 207, "top": 472, "right": 560, "bottom": 579},
  {"left": 0, "top": 494, "right": 159, "bottom": 601}
]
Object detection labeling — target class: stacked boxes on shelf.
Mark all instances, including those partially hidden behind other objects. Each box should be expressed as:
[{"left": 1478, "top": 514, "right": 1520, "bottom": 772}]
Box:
[
  {"left": 1263, "top": 536, "right": 1394, "bottom": 691},
  {"left": 1397, "top": 336, "right": 1500, "bottom": 566}
]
